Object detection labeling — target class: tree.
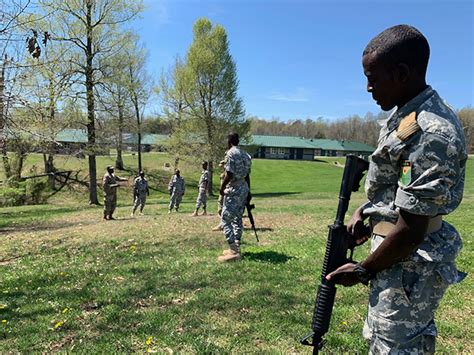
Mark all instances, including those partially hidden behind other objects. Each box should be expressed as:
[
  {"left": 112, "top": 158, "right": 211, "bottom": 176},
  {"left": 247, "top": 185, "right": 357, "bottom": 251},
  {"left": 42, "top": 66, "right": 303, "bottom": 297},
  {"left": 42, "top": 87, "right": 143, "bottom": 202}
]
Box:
[
  {"left": 97, "top": 38, "right": 135, "bottom": 171},
  {"left": 40, "top": 0, "right": 143, "bottom": 204},
  {"left": 163, "top": 18, "right": 249, "bottom": 194},
  {"left": 458, "top": 107, "right": 474, "bottom": 153},
  {"left": 1, "top": 1, "right": 30, "bottom": 179},
  {"left": 125, "top": 43, "right": 152, "bottom": 173}
]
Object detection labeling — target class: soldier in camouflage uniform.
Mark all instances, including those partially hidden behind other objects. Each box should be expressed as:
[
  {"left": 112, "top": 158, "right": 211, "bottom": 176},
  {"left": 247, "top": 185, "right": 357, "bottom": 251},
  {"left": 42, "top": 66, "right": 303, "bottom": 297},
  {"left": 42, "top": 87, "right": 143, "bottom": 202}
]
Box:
[
  {"left": 218, "top": 133, "right": 252, "bottom": 262},
  {"left": 102, "top": 166, "right": 127, "bottom": 220},
  {"left": 192, "top": 162, "right": 209, "bottom": 216},
  {"left": 131, "top": 171, "right": 149, "bottom": 216},
  {"left": 168, "top": 169, "right": 185, "bottom": 213},
  {"left": 212, "top": 160, "right": 226, "bottom": 231},
  {"left": 326, "top": 25, "right": 466, "bottom": 354}
]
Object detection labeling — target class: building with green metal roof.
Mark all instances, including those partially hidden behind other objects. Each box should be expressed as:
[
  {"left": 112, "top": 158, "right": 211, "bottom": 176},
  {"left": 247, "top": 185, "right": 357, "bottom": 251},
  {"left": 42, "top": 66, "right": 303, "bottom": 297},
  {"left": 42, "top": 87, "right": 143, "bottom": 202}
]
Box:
[
  {"left": 244, "top": 135, "right": 375, "bottom": 160},
  {"left": 51, "top": 129, "right": 374, "bottom": 160}
]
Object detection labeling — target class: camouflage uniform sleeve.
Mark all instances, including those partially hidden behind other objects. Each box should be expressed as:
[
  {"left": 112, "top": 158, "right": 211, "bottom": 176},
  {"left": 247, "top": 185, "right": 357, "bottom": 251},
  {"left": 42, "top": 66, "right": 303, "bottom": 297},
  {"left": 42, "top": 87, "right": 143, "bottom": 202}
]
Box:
[
  {"left": 224, "top": 151, "right": 235, "bottom": 175},
  {"left": 395, "top": 133, "right": 462, "bottom": 216}
]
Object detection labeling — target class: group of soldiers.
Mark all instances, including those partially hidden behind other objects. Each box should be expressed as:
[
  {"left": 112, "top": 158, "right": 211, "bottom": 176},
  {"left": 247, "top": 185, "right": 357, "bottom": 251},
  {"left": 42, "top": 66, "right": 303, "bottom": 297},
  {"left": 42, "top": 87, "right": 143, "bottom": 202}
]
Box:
[
  {"left": 101, "top": 24, "right": 466, "bottom": 353},
  {"left": 101, "top": 132, "right": 252, "bottom": 264}
]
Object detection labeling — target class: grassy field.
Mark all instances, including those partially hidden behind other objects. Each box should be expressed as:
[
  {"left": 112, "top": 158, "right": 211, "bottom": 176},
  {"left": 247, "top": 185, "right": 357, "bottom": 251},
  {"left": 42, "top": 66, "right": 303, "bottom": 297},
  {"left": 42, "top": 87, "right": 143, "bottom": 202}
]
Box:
[{"left": 0, "top": 153, "right": 472, "bottom": 353}]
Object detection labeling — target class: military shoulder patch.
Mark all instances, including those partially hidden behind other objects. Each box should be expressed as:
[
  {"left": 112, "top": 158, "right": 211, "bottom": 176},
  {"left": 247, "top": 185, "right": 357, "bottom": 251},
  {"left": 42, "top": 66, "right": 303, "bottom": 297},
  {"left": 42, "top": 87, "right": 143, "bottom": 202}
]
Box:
[
  {"left": 397, "top": 111, "right": 420, "bottom": 141},
  {"left": 400, "top": 160, "right": 412, "bottom": 186}
]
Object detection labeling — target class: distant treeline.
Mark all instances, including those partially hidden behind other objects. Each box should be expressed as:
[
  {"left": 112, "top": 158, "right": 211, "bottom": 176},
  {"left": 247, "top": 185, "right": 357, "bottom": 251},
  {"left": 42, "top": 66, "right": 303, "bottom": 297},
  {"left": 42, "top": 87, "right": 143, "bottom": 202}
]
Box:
[{"left": 248, "top": 113, "right": 386, "bottom": 147}]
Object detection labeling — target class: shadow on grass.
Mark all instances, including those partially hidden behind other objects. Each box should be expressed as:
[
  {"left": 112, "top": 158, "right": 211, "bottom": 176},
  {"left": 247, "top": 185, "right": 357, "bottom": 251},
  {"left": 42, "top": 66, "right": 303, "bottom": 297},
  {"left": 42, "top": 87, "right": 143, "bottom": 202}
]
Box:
[
  {"left": 0, "top": 218, "right": 99, "bottom": 233},
  {"left": 243, "top": 250, "right": 294, "bottom": 264},
  {"left": 251, "top": 192, "right": 300, "bottom": 198},
  {"left": 0, "top": 206, "right": 89, "bottom": 230},
  {"left": 243, "top": 227, "right": 273, "bottom": 232}
]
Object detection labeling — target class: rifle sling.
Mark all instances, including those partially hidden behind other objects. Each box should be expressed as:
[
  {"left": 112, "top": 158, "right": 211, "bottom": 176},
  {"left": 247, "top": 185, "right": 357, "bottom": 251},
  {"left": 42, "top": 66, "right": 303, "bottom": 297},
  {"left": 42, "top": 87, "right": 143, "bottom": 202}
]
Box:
[{"left": 371, "top": 216, "right": 442, "bottom": 237}]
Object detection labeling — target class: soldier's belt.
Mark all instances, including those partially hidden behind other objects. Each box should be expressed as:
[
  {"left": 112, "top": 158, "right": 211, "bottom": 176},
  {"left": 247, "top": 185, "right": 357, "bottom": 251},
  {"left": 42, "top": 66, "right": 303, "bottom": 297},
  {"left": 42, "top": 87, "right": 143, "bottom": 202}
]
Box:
[{"left": 371, "top": 216, "right": 442, "bottom": 237}]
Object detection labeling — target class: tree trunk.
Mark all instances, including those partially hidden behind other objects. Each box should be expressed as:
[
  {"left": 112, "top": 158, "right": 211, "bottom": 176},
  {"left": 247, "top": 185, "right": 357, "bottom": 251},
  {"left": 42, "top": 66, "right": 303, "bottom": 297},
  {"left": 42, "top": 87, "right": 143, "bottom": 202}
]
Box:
[
  {"left": 0, "top": 55, "right": 11, "bottom": 179},
  {"left": 115, "top": 101, "right": 124, "bottom": 170},
  {"left": 133, "top": 92, "right": 142, "bottom": 172},
  {"left": 86, "top": 1, "right": 99, "bottom": 205},
  {"left": 13, "top": 149, "right": 25, "bottom": 180},
  {"left": 43, "top": 153, "right": 56, "bottom": 189}
]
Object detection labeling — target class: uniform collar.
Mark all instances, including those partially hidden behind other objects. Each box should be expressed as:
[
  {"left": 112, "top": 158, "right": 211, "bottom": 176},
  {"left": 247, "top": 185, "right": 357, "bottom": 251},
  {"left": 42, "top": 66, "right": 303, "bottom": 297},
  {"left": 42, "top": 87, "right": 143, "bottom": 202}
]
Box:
[{"left": 384, "top": 86, "right": 434, "bottom": 131}]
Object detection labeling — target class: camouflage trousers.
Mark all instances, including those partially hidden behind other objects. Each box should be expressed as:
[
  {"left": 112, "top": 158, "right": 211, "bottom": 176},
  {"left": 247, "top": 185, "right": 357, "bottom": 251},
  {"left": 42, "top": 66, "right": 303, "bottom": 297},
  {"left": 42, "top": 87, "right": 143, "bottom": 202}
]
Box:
[
  {"left": 133, "top": 193, "right": 147, "bottom": 213},
  {"left": 169, "top": 190, "right": 183, "bottom": 210},
  {"left": 195, "top": 188, "right": 207, "bottom": 209},
  {"left": 221, "top": 182, "right": 248, "bottom": 244},
  {"left": 217, "top": 195, "right": 223, "bottom": 216},
  {"left": 104, "top": 193, "right": 117, "bottom": 216},
  {"left": 363, "top": 238, "right": 449, "bottom": 354}
]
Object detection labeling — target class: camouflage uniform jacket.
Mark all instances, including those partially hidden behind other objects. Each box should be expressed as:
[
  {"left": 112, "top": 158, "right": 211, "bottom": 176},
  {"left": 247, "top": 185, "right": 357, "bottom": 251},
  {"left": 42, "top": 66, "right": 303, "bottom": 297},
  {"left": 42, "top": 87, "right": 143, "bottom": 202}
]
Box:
[
  {"left": 198, "top": 170, "right": 209, "bottom": 192},
  {"left": 133, "top": 177, "right": 149, "bottom": 195},
  {"left": 103, "top": 173, "right": 119, "bottom": 196},
  {"left": 224, "top": 146, "right": 252, "bottom": 187},
  {"left": 363, "top": 86, "right": 467, "bottom": 281},
  {"left": 168, "top": 175, "right": 185, "bottom": 194}
]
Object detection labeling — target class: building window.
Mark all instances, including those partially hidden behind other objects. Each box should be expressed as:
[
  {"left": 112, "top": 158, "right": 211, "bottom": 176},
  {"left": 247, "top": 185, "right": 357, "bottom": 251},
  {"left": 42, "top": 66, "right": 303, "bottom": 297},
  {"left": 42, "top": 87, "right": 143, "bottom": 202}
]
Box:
[{"left": 270, "top": 147, "right": 287, "bottom": 155}]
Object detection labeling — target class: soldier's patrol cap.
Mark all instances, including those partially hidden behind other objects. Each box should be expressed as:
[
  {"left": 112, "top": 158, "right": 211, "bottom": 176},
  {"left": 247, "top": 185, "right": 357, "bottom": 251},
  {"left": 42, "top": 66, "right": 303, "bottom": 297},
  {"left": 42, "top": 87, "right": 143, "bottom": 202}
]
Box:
[{"left": 107, "top": 165, "right": 114, "bottom": 170}]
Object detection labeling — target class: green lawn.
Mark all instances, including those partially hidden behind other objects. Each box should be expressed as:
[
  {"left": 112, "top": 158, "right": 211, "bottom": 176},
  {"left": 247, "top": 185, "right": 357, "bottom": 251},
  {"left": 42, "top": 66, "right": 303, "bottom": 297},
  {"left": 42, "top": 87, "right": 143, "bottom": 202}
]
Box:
[{"left": 0, "top": 154, "right": 472, "bottom": 352}]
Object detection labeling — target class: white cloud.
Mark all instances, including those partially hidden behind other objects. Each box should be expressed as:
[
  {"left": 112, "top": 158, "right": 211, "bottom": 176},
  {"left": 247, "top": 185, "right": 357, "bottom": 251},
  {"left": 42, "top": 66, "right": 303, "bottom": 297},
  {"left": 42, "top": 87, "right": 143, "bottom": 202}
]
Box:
[
  {"left": 145, "top": 0, "right": 170, "bottom": 25},
  {"left": 266, "top": 87, "right": 310, "bottom": 102}
]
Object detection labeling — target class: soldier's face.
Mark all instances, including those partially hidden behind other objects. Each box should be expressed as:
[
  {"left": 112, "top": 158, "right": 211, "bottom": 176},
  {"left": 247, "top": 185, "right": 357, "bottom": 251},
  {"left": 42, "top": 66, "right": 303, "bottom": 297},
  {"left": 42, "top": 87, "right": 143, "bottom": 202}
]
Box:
[{"left": 362, "top": 53, "right": 405, "bottom": 111}]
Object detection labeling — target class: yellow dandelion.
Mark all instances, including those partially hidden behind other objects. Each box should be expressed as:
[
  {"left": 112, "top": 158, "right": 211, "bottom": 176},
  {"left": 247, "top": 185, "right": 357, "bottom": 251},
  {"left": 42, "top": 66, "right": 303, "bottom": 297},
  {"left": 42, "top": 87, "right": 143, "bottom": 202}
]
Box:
[
  {"left": 146, "top": 336, "right": 153, "bottom": 346},
  {"left": 1, "top": 319, "right": 7, "bottom": 325},
  {"left": 341, "top": 321, "right": 348, "bottom": 326},
  {"left": 62, "top": 307, "right": 69, "bottom": 314},
  {"left": 54, "top": 321, "right": 64, "bottom": 329}
]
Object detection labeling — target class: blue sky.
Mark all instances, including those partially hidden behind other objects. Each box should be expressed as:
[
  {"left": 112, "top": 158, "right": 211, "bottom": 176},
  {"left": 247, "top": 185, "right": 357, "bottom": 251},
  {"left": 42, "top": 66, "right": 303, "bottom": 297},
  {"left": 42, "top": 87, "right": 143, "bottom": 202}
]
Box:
[{"left": 133, "top": 0, "right": 473, "bottom": 121}]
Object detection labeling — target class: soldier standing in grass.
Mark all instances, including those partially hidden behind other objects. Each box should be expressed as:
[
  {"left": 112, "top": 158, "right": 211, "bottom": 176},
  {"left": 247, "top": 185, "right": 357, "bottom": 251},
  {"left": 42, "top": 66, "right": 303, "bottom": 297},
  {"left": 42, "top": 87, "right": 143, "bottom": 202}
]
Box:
[
  {"left": 102, "top": 166, "right": 127, "bottom": 220},
  {"left": 326, "top": 25, "right": 466, "bottom": 353},
  {"left": 168, "top": 169, "right": 185, "bottom": 213},
  {"left": 131, "top": 171, "right": 149, "bottom": 216},
  {"left": 218, "top": 133, "right": 252, "bottom": 262},
  {"left": 192, "top": 161, "right": 209, "bottom": 216},
  {"left": 212, "top": 159, "right": 226, "bottom": 231}
]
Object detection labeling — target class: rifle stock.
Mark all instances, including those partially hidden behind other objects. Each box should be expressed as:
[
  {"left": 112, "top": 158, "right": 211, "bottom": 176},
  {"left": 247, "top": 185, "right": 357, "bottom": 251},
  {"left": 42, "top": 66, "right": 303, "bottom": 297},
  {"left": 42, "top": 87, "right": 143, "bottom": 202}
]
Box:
[{"left": 301, "top": 155, "right": 369, "bottom": 354}]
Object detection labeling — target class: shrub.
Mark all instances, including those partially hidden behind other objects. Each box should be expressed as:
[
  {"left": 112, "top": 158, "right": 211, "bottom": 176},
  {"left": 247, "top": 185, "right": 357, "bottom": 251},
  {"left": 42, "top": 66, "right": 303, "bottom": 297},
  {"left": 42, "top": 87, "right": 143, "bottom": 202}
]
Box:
[{"left": 0, "top": 178, "right": 49, "bottom": 207}]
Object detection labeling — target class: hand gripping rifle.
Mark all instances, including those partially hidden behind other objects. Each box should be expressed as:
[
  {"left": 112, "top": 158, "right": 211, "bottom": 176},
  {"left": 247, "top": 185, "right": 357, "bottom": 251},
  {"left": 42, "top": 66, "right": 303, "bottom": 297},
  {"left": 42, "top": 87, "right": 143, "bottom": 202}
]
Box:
[{"left": 300, "top": 155, "right": 369, "bottom": 354}]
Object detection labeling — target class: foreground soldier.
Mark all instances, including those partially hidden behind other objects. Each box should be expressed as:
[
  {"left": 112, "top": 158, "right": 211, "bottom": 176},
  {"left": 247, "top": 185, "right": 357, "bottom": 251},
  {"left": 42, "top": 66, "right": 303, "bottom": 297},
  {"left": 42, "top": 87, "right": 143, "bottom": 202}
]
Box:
[
  {"left": 326, "top": 25, "right": 467, "bottom": 353},
  {"left": 168, "top": 169, "right": 185, "bottom": 213},
  {"left": 192, "top": 161, "right": 209, "bottom": 216},
  {"left": 131, "top": 171, "right": 149, "bottom": 216},
  {"left": 102, "top": 166, "right": 127, "bottom": 220},
  {"left": 218, "top": 133, "right": 252, "bottom": 262}
]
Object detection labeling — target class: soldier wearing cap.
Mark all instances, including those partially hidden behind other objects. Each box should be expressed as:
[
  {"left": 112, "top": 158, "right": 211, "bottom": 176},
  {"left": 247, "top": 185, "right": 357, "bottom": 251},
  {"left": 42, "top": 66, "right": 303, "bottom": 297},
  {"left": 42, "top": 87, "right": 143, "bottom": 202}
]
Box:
[
  {"left": 326, "top": 25, "right": 467, "bottom": 353},
  {"left": 131, "top": 170, "right": 149, "bottom": 216},
  {"left": 218, "top": 133, "right": 252, "bottom": 262},
  {"left": 168, "top": 169, "right": 185, "bottom": 213},
  {"left": 102, "top": 166, "right": 127, "bottom": 220},
  {"left": 192, "top": 161, "right": 209, "bottom": 216}
]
